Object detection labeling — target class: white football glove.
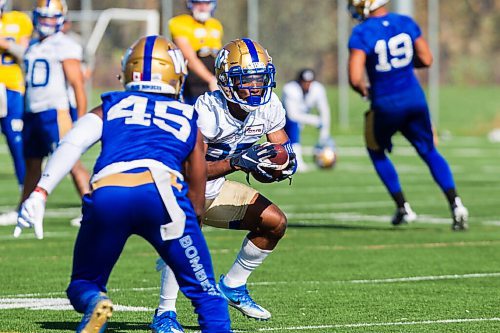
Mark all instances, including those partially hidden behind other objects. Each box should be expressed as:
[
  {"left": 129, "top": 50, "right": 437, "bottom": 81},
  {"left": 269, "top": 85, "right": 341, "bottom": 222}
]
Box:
[{"left": 14, "top": 191, "right": 46, "bottom": 239}]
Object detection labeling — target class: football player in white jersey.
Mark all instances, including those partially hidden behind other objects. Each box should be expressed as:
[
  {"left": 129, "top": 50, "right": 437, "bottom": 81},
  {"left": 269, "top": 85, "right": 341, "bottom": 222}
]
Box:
[
  {"left": 151, "top": 39, "right": 297, "bottom": 332},
  {"left": 22, "top": 0, "right": 90, "bottom": 207},
  {"left": 282, "top": 69, "right": 333, "bottom": 172}
]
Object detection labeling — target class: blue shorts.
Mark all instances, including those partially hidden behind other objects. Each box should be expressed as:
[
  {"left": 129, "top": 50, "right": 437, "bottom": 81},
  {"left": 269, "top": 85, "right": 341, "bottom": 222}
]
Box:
[
  {"left": 366, "top": 89, "right": 434, "bottom": 154},
  {"left": 1, "top": 89, "right": 24, "bottom": 135},
  {"left": 23, "top": 109, "right": 73, "bottom": 158},
  {"left": 284, "top": 116, "right": 301, "bottom": 145}
]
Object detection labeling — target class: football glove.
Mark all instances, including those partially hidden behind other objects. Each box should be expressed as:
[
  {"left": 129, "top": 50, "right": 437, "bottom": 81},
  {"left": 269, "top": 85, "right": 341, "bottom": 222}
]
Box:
[
  {"left": 275, "top": 152, "right": 297, "bottom": 182},
  {"left": 13, "top": 191, "right": 46, "bottom": 240},
  {"left": 230, "top": 143, "right": 277, "bottom": 174}
]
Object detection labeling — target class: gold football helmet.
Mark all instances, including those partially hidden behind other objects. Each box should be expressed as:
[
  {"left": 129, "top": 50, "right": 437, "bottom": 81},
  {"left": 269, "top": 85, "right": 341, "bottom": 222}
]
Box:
[
  {"left": 348, "top": 0, "right": 390, "bottom": 20},
  {"left": 121, "top": 35, "right": 187, "bottom": 96},
  {"left": 215, "top": 38, "right": 276, "bottom": 112},
  {"left": 33, "top": 0, "right": 67, "bottom": 36},
  {"left": 313, "top": 139, "right": 337, "bottom": 169}
]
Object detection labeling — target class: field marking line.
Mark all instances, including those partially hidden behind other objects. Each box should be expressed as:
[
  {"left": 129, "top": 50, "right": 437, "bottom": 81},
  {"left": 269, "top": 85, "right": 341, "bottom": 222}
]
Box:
[
  {"left": 3, "top": 272, "right": 499, "bottom": 298},
  {"left": 232, "top": 317, "right": 500, "bottom": 332}
]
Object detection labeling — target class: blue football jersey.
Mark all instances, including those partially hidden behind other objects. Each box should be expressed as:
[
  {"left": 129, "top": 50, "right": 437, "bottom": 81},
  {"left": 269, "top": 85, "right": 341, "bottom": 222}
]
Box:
[
  {"left": 94, "top": 91, "right": 198, "bottom": 174},
  {"left": 348, "top": 13, "right": 423, "bottom": 99}
]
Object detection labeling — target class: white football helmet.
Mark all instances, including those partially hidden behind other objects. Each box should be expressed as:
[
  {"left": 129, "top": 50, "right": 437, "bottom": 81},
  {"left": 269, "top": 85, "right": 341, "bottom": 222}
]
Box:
[
  {"left": 0, "top": 0, "right": 7, "bottom": 15},
  {"left": 187, "top": 0, "right": 217, "bottom": 22},
  {"left": 33, "top": 0, "right": 67, "bottom": 37},
  {"left": 215, "top": 38, "right": 276, "bottom": 112},
  {"left": 348, "top": 0, "right": 390, "bottom": 20}
]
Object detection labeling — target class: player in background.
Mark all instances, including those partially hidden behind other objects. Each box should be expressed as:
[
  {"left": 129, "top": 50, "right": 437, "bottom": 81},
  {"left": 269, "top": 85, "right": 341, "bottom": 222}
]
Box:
[
  {"left": 14, "top": 35, "right": 232, "bottom": 333},
  {"left": 151, "top": 39, "right": 297, "bottom": 332},
  {"left": 0, "top": 0, "right": 32, "bottom": 225},
  {"left": 22, "top": 0, "right": 90, "bottom": 209},
  {"left": 347, "top": 0, "right": 469, "bottom": 230},
  {"left": 61, "top": 17, "right": 93, "bottom": 227},
  {"left": 169, "top": 0, "right": 222, "bottom": 104},
  {"left": 282, "top": 68, "right": 333, "bottom": 172}
]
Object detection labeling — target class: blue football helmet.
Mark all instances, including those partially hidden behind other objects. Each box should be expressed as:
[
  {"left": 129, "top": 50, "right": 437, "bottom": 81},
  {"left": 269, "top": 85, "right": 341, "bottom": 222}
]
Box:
[
  {"left": 187, "top": 0, "right": 217, "bottom": 22},
  {"left": 33, "top": 0, "right": 67, "bottom": 37},
  {"left": 215, "top": 38, "right": 276, "bottom": 112}
]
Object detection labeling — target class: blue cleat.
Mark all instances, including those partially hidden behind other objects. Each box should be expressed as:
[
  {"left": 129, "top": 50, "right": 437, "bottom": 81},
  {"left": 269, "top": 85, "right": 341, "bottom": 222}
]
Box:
[
  {"left": 217, "top": 275, "right": 271, "bottom": 321},
  {"left": 150, "top": 309, "right": 184, "bottom": 333},
  {"left": 76, "top": 293, "right": 113, "bottom": 333}
]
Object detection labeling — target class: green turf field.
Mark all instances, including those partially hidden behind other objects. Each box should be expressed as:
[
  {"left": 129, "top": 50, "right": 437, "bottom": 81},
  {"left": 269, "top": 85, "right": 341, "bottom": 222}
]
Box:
[{"left": 0, "top": 86, "right": 499, "bottom": 332}]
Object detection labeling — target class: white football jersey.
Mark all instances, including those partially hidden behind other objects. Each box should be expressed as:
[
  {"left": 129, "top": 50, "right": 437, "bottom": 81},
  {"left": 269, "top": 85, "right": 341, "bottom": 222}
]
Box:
[
  {"left": 24, "top": 32, "right": 82, "bottom": 113},
  {"left": 281, "top": 80, "right": 330, "bottom": 128},
  {"left": 195, "top": 90, "right": 286, "bottom": 199}
]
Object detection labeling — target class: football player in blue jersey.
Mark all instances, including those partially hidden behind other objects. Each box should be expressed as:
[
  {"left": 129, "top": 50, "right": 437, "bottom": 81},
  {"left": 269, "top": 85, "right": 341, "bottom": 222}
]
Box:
[
  {"left": 347, "top": 0, "right": 468, "bottom": 230},
  {"left": 13, "top": 35, "right": 231, "bottom": 333},
  {"left": 0, "top": 0, "right": 32, "bottom": 225}
]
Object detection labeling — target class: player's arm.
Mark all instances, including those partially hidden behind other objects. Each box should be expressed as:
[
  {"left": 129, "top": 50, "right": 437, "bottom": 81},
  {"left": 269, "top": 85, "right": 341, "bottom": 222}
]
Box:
[
  {"left": 284, "top": 92, "right": 321, "bottom": 127},
  {"left": 413, "top": 36, "right": 433, "bottom": 68},
  {"left": 14, "top": 107, "right": 103, "bottom": 239},
  {"left": 348, "top": 48, "right": 369, "bottom": 98},
  {"left": 63, "top": 59, "right": 87, "bottom": 118},
  {"left": 0, "top": 35, "right": 30, "bottom": 61},
  {"left": 174, "top": 37, "right": 218, "bottom": 91},
  {"left": 316, "top": 84, "right": 332, "bottom": 142},
  {"left": 184, "top": 129, "right": 207, "bottom": 219},
  {"left": 206, "top": 142, "right": 279, "bottom": 180}
]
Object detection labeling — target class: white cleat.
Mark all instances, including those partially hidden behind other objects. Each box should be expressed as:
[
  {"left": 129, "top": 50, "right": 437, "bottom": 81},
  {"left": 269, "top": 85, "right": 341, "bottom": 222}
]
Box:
[
  {"left": 70, "top": 215, "right": 83, "bottom": 227},
  {"left": 0, "top": 211, "right": 18, "bottom": 226},
  {"left": 452, "top": 197, "right": 469, "bottom": 231},
  {"left": 391, "top": 202, "right": 417, "bottom": 226}
]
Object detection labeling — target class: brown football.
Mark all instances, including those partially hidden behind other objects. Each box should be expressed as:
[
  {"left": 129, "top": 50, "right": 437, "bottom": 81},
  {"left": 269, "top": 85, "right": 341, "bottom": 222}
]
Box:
[{"left": 251, "top": 143, "right": 289, "bottom": 183}]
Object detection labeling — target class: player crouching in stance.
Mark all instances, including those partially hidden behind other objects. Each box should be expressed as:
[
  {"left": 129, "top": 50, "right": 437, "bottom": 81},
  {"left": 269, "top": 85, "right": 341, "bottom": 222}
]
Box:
[
  {"left": 347, "top": 0, "right": 468, "bottom": 230},
  {"left": 14, "top": 36, "right": 231, "bottom": 333},
  {"left": 151, "top": 38, "right": 297, "bottom": 332}
]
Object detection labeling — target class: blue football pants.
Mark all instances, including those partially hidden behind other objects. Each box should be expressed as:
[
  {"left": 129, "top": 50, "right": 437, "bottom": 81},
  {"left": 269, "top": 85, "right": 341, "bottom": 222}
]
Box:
[{"left": 66, "top": 183, "right": 231, "bottom": 332}]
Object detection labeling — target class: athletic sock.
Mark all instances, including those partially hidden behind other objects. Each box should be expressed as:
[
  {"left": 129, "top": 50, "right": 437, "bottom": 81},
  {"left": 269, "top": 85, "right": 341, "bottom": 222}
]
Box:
[
  {"left": 224, "top": 237, "right": 272, "bottom": 288},
  {"left": 157, "top": 265, "right": 179, "bottom": 315}
]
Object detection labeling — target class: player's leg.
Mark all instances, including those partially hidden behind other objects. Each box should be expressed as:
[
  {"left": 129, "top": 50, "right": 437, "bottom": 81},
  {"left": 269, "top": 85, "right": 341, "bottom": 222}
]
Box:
[
  {"left": 205, "top": 181, "right": 286, "bottom": 320},
  {"left": 139, "top": 182, "right": 231, "bottom": 333},
  {"left": 365, "top": 110, "right": 416, "bottom": 225},
  {"left": 402, "top": 106, "right": 468, "bottom": 230},
  {"left": 0, "top": 90, "right": 26, "bottom": 225},
  {"left": 284, "top": 117, "right": 308, "bottom": 172},
  {"left": 20, "top": 111, "right": 48, "bottom": 202},
  {"left": 66, "top": 188, "right": 135, "bottom": 332},
  {"left": 2, "top": 90, "right": 25, "bottom": 188}
]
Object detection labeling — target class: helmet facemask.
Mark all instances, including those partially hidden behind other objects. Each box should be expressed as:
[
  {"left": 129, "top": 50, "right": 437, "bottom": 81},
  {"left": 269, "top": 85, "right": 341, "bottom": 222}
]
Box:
[{"left": 215, "top": 39, "right": 277, "bottom": 113}]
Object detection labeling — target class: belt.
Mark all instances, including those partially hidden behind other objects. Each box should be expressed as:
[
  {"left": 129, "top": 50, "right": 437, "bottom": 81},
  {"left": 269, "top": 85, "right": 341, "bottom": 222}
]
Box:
[
  {"left": 91, "top": 171, "right": 183, "bottom": 191},
  {"left": 91, "top": 171, "right": 154, "bottom": 191}
]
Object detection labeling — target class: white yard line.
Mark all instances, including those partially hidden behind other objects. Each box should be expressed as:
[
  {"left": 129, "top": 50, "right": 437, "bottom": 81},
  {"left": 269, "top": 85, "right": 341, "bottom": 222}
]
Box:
[
  {"left": 3, "top": 272, "right": 499, "bottom": 299},
  {"left": 233, "top": 317, "right": 500, "bottom": 332}
]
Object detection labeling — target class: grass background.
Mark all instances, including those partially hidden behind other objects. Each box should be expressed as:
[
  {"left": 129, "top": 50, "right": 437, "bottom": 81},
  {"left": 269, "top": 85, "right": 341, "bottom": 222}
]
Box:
[{"left": 0, "top": 86, "right": 499, "bottom": 332}]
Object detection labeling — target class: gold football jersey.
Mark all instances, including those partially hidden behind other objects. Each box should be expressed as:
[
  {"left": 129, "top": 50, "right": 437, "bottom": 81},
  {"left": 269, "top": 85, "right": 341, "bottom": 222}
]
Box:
[
  {"left": 0, "top": 11, "right": 33, "bottom": 93},
  {"left": 168, "top": 14, "right": 222, "bottom": 57}
]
